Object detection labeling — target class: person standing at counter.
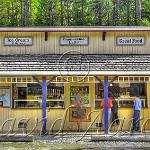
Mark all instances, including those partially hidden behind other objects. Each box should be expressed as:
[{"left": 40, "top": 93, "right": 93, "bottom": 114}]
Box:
[
  {"left": 112, "top": 98, "right": 120, "bottom": 125},
  {"left": 132, "top": 95, "right": 142, "bottom": 132},
  {"left": 101, "top": 94, "right": 113, "bottom": 127}
]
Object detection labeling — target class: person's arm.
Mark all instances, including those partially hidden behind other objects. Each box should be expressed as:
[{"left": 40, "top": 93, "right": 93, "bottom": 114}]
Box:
[
  {"left": 110, "top": 99, "right": 113, "bottom": 108},
  {"left": 101, "top": 99, "right": 104, "bottom": 108},
  {"left": 133, "top": 99, "right": 135, "bottom": 106}
]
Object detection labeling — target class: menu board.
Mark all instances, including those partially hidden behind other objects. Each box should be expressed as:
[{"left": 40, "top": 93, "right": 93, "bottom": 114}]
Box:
[
  {"left": 130, "top": 83, "right": 146, "bottom": 96},
  {"left": 28, "top": 84, "right": 42, "bottom": 95}
]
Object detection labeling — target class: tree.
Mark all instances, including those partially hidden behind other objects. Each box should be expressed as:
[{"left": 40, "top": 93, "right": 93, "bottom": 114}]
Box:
[
  {"left": 136, "top": 0, "right": 141, "bottom": 19},
  {"left": 112, "top": 0, "right": 119, "bottom": 25},
  {"left": 0, "top": 0, "right": 150, "bottom": 27}
]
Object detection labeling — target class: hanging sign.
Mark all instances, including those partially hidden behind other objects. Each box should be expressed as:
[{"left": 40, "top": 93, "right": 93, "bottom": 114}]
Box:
[
  {"left": 119, "top": 83, "right": 130, "bottom": 88},
  {"left": 16, "top": 83, "right": 27, "bottom": 87},
  {"left": 116, "top": 37, "right": 145, "bottom": 45},
  {"left": 4, "top": 37, "right": 32, "bottom": 45},
  {"left": 60, "top": 36, "right": 89, "bottom": 45}
]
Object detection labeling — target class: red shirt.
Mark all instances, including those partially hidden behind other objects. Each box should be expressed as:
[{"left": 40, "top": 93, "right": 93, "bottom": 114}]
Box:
[{"left": 101, "top": 98, "right": 113, "bottom": 109}]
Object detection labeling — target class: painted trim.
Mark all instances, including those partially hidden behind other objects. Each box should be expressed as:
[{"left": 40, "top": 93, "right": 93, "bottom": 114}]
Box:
[
  {"left": 1, "top": 71, "right": 150, "bottom": 76},
  {"left": 1, "top": 27, "right": 150, "bottom": 32}
]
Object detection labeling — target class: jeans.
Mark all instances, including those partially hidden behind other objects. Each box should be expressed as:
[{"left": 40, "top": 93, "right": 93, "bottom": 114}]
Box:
[
  {"left": 112, "top": 112, "right": 119, "bottom": 125},
  {"left": 102, "top": 109, "right": 111, "bottom": 126},
  {"left": 132, "top": 110, "right": 140, "bottom": 131}
]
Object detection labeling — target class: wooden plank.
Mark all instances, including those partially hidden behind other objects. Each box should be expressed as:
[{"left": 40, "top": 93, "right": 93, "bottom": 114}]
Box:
[
  {"left": 0, "top": 135, "right": 33, "bottom": 142},
  {"left": 0, "top": 31, "right": 150, "bottom": 54},
  {"left": 91, "top": 135, "right": 150, "bottom": 142}
]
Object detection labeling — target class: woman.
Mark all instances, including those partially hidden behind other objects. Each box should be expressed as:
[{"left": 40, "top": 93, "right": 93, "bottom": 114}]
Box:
[{"left": 75, "top": 89, "right": 83, "bottom": 131}]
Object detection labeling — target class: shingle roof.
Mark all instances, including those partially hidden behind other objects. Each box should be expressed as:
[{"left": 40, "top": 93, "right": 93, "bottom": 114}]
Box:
[{"left": 0, "top": 54, "right": 150, "bottom": 75}]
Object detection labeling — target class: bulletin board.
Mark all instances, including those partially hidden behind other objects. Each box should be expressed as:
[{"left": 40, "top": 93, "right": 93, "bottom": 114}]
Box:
[
  {"left": 69, "top": 107, "right": 91, "bottom": 122},
  {"left": 0, "top": 87, "right": 11, "bottom": 107}
]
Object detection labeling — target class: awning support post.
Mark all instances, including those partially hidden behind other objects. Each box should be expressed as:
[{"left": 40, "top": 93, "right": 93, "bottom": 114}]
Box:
[
  {"left": 32, "top": 75, "right": 55, "bottom": 136},
  {"left": 41, "top": 76, "right": 47, "bottom": 135},
  {"left": 104, "top": 75, "right": 109, "bottom": 134}
]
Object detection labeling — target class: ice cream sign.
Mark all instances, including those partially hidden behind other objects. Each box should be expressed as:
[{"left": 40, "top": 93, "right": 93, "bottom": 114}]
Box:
[
  {"left": 60, "top": 37, "right": 89, "bottom": 45},
  {"left": 4, "top": 37, "right": 32, "bottom": 45},
  {"left": 117, "top": 37, "right": 145, "bottom": 45}
]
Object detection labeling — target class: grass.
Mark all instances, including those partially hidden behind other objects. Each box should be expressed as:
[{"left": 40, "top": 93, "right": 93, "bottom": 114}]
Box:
[{"left": 0, "top": 141, "right": 85, "bottom": 150}]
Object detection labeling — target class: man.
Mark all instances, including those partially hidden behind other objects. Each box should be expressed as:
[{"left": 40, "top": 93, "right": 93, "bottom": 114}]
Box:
[
  {"left": 132, "top": 95, "right": 142, "bottom": 132},
  {"left": 101, "top": 94, "right": 113, "bottom": 127},
  {"left": 112, "top": 98, "right": 119, "bottom": 125}
]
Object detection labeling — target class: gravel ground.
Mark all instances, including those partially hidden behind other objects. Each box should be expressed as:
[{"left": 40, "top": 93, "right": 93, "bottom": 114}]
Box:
[{"left": 0, "top": 133, "right": 150, "bottom": 150}]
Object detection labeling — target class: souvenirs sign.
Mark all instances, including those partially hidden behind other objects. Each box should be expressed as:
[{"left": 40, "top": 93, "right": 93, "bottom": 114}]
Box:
[
  {"left": 4, "top": 37, "right": 32, "bottom": 45},
  {"left": 117, "top": 37, "right": 145, "bottom": 45},
  {"left": 60, "top": 37, "right": 89, "bottom": 45}
]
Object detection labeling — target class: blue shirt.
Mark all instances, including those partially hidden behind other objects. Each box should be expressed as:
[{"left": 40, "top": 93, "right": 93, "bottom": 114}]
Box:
[{"left": 134, "top": 98, "right": 142, "bottom": 111}]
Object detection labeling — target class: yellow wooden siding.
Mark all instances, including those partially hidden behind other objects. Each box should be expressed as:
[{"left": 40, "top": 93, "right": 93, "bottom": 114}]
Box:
[
  {"left": 0, "top": 31, "right": 150, "bottom": 54},
  {"left": 0, "top": 82, "right": 150, "bottom": 132}
]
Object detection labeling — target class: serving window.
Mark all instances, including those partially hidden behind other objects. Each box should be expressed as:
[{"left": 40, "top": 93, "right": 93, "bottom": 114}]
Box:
[
  {"left": 95, "top": 83, "right": 148, "bottom": 109},
  {"left": 12, "top": 83, "right": 65, "bottom": 108}
]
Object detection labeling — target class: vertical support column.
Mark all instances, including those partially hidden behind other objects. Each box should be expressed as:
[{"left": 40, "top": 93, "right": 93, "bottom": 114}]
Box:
[
  {"left": 41, "top": 76, "right": 47, "bottom": 135},
  {"left": 104, "top": 75, "right": 109, "bottom": 134}
]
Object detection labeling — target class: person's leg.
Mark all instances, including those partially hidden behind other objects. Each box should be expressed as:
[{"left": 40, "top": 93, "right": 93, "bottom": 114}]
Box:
[
  {"left": 114, "top": 113, "right": 118, "bottom": 124},
  {"left": 136, "top": 110, "right": 140, "bottom": 131},
  {"left": 77, "top": 109, "right": 81, "bottom": 131},
  {"left": 108, "top": 109, "right": 111, "bottom": 128},
  {"left": 102, "top": 109, "right": 111, "bottom": 130},
  {"left": 77, "top": 118, "right": 81, "bottom": 131},
  {"left": 132, "top": 110, "right": 136, "bottom": 131},
  {"left": 111, "top": 112, "right": 115, "bottom": 125},
  {"left": 116, "top": 113, "right": 120, "bottom": 125}
]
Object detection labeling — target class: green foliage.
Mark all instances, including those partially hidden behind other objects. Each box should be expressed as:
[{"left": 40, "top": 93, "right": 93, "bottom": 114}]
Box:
[{"left": 0, "top": 0, "right": 150, "bottom": 26}]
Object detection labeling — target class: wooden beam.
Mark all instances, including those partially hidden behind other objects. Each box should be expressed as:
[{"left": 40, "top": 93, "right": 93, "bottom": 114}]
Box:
[
  {"left": 102, "top": 32, "right": 106, "bottom": 41},
  {"left": 45, "top": 32, "right": 48, "bottom": 41}
]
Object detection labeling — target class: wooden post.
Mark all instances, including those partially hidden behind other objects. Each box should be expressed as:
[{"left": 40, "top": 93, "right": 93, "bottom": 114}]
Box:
[
  {"left": 41, "top": 76, "right": 47, "bottom": 135},
  {"left": 104, "top": 75, "right": 109, "bottom": 134}
]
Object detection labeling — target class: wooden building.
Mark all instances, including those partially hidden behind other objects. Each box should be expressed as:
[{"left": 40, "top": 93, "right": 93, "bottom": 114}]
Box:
[{"left": 0, "top": 27, "right": 150, "bottom": 134}]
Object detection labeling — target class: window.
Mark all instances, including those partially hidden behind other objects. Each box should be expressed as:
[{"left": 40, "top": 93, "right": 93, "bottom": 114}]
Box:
[
  {"left": 95, "top": 83, "right": 148, "bottom": 109},
  {"left": 12, "top": 83, "right": 65, "bottom": 108},
  {"left": 70, "top": 85, "right": 90, "bottom": 106},
  {"left": 46, "top": 83, "right": 65, "bottom": 108}
]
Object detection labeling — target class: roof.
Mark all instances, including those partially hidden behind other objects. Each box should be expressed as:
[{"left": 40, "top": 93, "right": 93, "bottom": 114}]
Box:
[
  {"left": 0, "top": 54, "right": 150, "bottom": 76},
  {"left": 1, "top": 26, "right": 150, "bottom": 32}
]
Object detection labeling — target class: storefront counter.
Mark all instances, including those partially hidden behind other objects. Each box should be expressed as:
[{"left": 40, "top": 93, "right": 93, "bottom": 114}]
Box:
[
  {"left": 116, "top": 98, "right": 147, "bottom": 108},
  {"left": 95, "top": 98, "right": 147, "bottom": 109},
  {"left": 14, "top": 99, "right": 65, "bottom": 108}
]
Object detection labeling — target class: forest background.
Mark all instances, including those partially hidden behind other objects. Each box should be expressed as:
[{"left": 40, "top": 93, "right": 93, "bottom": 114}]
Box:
[{"left": 0, "top": 0, "right": 150, "bottom": 27}]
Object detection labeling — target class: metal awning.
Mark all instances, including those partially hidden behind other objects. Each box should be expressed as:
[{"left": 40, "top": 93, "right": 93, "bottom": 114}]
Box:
[
  {"left": 0, "top": 54, "right": 150, "bottom": 75},
  {"left": 1, "top": 26, "right": 150, "bottom": 32}
]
